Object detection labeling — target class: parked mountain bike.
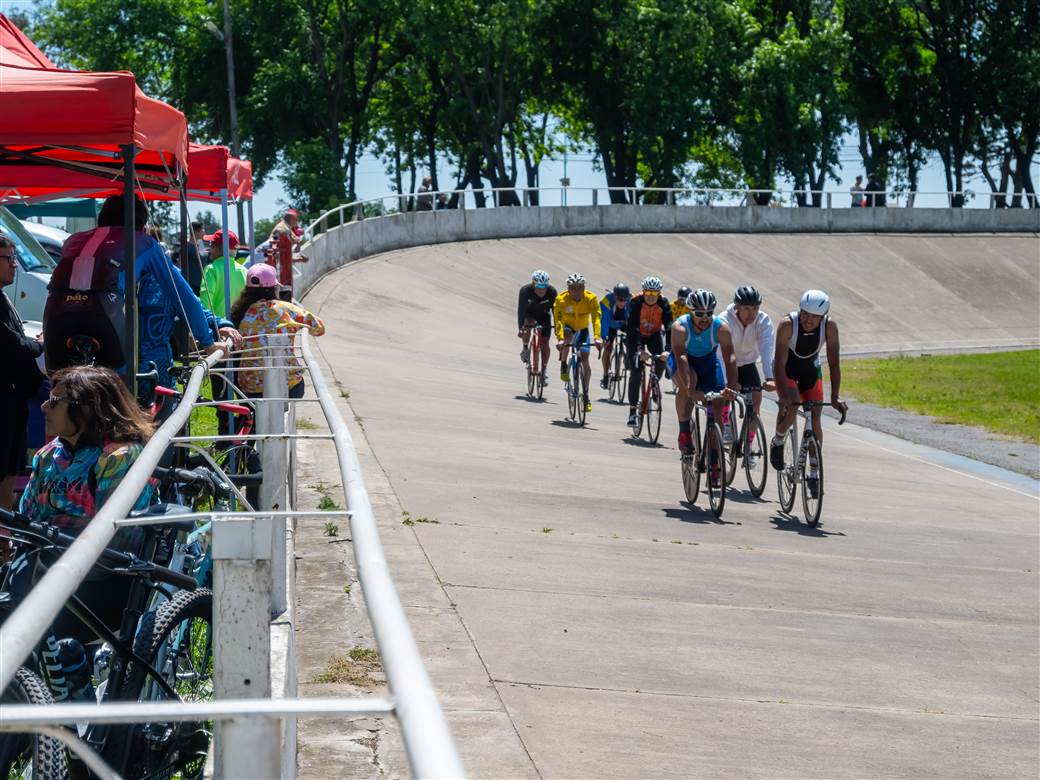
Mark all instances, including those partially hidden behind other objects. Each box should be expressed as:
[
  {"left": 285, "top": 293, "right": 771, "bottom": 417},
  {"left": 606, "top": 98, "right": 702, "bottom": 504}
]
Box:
[
  {"left": 777, "top": 401, "right": 847, "bottom": 526},
  {"left": 721, "top": 389, "right": 768, "bottom": 497},
  {"left": 630, "top": 348, "right": 665, "bottom": 443},
  {"left": 607, "top": 329, "right": 628, "bottom": 403},
  {"left": 680, "top": 392, "right": 729, "bottom": 519},
  {"left": 0, "top": 506, "right": 211, "bottom": 780},
  {"left": 524, "top": 324, "right": 547, "bottom": 400}
]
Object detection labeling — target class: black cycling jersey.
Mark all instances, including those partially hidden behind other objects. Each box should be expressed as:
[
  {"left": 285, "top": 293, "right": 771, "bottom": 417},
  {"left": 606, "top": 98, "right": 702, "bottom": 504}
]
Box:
[{"left": 517, "top": 283, "right": 557, "bottom": 329}]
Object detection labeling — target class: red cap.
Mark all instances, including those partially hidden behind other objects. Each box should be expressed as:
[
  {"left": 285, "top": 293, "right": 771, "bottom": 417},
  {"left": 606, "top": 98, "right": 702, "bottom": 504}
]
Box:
[
  {"left": 204, "top": 229, "right": 239, "bottom": 250},
  {"left": 285, "top": 208, "right": 300, "bottom": 217}
]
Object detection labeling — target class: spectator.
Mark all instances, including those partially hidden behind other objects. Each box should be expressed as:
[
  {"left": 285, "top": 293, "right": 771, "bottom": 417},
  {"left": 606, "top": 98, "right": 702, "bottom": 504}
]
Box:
[
  {"left": 229, "top": 263, "right": 325, "bottom": 399},
  {"left": 850, "top": 175, "right": 866, "bottom": 207},
  {"left": 44, "top": 195, "right": 221, "bottom": 389},
  {"left": 436, "top": 192, "right": 449, "bottom": 210},
  {"left": 865, "top": 172, "right": 884, "bottom": 207},
  {"left": 0, "top": 235, "right": 45, "bottom": 511},
  {"left": 180, "top": 220, "right": 207, "bottom": 294},
  {"left": 199, "top": 229, "right": 248, "bottom": 319},
  {"left": 11, "top": 364, "right": 156, "bottom": 642},
  {"left": 270, "top": 208, "right": 304, "bottom": 249},
  {"left": 416, "top": 176, "right": 434, "bottom": 211}
]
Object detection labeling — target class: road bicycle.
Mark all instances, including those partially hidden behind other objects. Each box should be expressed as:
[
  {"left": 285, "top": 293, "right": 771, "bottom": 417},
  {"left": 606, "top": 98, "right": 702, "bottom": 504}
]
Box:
[
  {"left": 523, "top": 323, "right": 547, "bottom": 400},
  {"left": 607, "top": 329, "right": 628, "bottom": 403},
  {"left": 777, "top": 400, "right": 847, "bottom": 526},
  {"left": 630, "top": 348, "right": 665, "bottom": 444},
  {"left": 561, "top": 329, "right": 599, "bottom": 426},
  {"left": 721, "top": 388, "right": 768, "bottom": 496},
  {"left": 679, "top": 391, "right": 729, "bottom": 518}
]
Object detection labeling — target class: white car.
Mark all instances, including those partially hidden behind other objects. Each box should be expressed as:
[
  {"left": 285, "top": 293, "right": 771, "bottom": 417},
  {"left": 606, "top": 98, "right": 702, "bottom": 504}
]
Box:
[
  {"left": 20, "top": 220, "right": 70, "bottom": 265},
  {"left": 0, "top": 206, "right": 55, "bottom": 322}
]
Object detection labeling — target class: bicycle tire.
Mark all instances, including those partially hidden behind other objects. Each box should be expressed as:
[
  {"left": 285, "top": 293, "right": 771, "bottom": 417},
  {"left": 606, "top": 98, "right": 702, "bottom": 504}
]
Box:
[
  {"left": 566, "top": 375, "right": 577, "bottom": 420},
  {"left": 618, "top": 342, "right": 628, "bottom": 404},
  {"left": 526, "top": 361, "right": 536, "bottom": 397},
  {"left": 106, "top": 588, "right": 214, "bottom": 780},
  {"left": 801, "top": 437, "right": 824, "bottom": 527},
  {"left": 723, "top": 408, "right": 740, "bottom": 487},
  {"left": 743, "top": 414, "right": 768, "bottom": 497},
  {"left": 609, "top": 340, "right": 623, "bottom": 402},
  {"left": 646, "top": 374, "right": 662, "bottom": 444},
  {"left": 681, "top": 455, "right": 700, "bottom": 503},
  {"left": 536, "top": 367, "right": 545, "bottom": 401},
  {"left": 777, "top": 427, "right": 798, "bottom": 514},
  {"left": 705, "top": 421, "right": 726, "bottom": 518},
  {"left": 0, "top": 667, "right": 69, "bottom": 780},
  {"left": 577, "top": 367, "right": 588, "bottom": 426}
]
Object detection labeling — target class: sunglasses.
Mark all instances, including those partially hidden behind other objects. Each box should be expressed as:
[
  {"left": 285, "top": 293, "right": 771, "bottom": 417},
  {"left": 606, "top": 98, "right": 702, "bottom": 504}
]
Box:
[
  {"left": 691, "top": 310, "right": 714, "bottom": 318},
  {"left": 643, "top": 291, "right": 659, "bottom": 296}
]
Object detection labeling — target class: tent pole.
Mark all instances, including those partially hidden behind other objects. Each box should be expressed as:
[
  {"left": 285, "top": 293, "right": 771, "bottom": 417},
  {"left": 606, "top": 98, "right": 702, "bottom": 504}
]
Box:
[
  {"left": 247, "top": 198, "right": 255, "bottom": 257},
  {"left": 220, "top": 188, "right": 232, "bottom": 320},
  {"left": 121, "top": 145, "right": 138, "bottom": 395},
  {"left": 179, "top": 185, "right": 189, "bottom": 278}
]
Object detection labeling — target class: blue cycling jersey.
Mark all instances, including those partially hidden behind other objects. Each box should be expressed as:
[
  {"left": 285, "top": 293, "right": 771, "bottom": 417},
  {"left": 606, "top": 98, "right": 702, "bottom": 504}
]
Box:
[{"left": 676, "top": 313, "right": 723, "bottom": 357}]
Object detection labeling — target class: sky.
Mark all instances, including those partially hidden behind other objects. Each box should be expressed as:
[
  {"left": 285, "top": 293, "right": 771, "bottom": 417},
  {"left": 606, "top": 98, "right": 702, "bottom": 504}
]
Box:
[{"left": 3, "top": 0, "right": 1037, "bottom": 227}]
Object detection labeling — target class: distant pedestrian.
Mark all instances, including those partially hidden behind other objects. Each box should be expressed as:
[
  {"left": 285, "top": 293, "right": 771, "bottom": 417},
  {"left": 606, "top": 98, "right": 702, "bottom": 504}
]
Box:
[
  {"left": 865, "top": 172, "right": 884, "bottom": 207},
  {"left": 850, "top": 175, "right": 866, "bottom": 208},
  {"left": 416, "top": 176, "right": 434, "bottom": 211},
  {"left": 436, "top": 192, "right": 449, "bottom": 210}
]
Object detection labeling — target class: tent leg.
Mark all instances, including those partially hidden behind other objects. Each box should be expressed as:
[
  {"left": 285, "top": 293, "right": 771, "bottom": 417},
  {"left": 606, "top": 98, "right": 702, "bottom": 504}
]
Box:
[
  {"left": 121, "top": 145, "right": 138, "bottom": 395},
  {"left": 247, "top": 198, "right": 255, "bottom": 258},
  {"left": 220, "top": 189, "right": 232, "bottom": 320},
  {"left": 179, "top": 187, "right": 189, "bottom": 278}
]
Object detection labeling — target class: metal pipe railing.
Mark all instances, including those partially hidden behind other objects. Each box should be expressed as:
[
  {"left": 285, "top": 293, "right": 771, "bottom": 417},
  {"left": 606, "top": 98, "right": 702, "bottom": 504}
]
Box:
[
  {"left": 0, "top": 344, "right": 229, "bottom": 690},
  {"left": 300, "top": 330, "right": 465, "bottom": 778}
]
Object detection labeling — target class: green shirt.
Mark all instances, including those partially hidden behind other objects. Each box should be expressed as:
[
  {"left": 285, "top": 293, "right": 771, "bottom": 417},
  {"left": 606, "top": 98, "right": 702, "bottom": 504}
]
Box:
[{"left": 199, "top": 256, "right": 248, "bottom": 318}]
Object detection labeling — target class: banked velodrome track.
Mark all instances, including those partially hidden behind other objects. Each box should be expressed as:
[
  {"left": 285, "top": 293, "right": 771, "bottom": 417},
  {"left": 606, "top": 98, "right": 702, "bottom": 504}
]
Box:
[{"left": 302, "top": 233, "right": 1039, "bottom": 778}]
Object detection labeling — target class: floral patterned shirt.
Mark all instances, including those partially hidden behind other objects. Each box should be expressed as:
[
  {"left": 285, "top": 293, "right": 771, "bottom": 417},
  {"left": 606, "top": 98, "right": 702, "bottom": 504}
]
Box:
[
  {"left": 236, "top": 299, "right": 326, "bottom": 394},
  {"left": 19, "top": 437, "right": 156, "bottom": 532}
]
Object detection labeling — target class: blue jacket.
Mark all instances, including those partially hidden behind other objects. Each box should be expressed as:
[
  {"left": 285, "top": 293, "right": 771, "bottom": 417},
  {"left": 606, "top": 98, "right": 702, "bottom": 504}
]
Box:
[{"left": 600, "top": 293, "right": 629, "bottom": 339}]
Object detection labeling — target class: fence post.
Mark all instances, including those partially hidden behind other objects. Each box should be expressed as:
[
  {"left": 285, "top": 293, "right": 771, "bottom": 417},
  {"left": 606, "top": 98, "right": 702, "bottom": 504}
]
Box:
[
  {"left": 826, "top": 192, "right": 832, "bottom": 209},
  {"left": 523, "top": 189, "right": 530, "bottom": 207},
  {"left": 592, "top": 189, "right": 598, "bottom": 206},
  {"left": 261, "top": 334, "right": 290, "bottom": 615},
  {"left": 354, "top": 203, "right": 364, "bottom": 221}
]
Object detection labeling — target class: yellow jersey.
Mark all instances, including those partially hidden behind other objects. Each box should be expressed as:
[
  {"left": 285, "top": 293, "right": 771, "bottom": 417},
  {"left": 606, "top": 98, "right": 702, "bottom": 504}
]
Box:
[
  {"left": 553, "top": 290, "right": 602, "bottom": 341},
  {"left": 671, "top": 299, "right": 689, "bottom": 321}
]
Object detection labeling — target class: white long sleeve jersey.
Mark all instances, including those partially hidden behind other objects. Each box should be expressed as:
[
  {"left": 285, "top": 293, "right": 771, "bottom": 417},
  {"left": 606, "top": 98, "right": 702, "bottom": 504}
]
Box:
[{"left": 720, "top": 303, "right": 776, "bottom": 379}]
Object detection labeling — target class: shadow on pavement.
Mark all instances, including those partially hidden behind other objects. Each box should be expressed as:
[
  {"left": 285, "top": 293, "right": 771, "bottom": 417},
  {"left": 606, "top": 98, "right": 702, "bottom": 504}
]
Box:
[
  {"left": 768, "top": 514, "right": 846, "bottom": 538},
  {"left": 550, "top": 419, "right": 598, "bottom": 431},
  {"left": 621, "top": 436, "right": 665, "bottom": 448},
  {"left": 724, "top": 490, "right": 770, "bottom": 505},
  {"left": 662, "top": 503, "right": 741, "bottom": 526},
  {"left": 513, "top": 394, "right": 549, "bottom": 404}
]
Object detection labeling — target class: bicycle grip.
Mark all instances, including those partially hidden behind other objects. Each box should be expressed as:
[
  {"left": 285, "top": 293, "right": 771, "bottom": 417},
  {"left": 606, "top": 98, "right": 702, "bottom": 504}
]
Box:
[{"left": 150, "top": 564, "right": 198, "bottom": 591}]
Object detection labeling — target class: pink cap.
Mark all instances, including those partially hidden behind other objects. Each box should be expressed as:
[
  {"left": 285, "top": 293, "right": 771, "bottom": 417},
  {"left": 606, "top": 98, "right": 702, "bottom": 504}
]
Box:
[{"left": 247, "top": 263, "right": 279, "bottom": 288}]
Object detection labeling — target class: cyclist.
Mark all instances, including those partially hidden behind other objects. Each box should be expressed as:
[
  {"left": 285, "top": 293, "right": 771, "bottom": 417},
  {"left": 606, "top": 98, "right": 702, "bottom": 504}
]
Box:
[
  {"left": 624, "top": 277, "right": 673, "bottom": 427},
  {"left": 769, "top": 290, "right": 848, "bottom": 498},
  {"left": 719, "top": 286, "right": 776, "bottom": 457},
  {"left": 670, "top": 289, "right": 738, "bottom": 483},
  {"left": 599, "top": 282, "right": 631, "bottom": 389},
  {"left": 554, "top": 273, "right": 602, "bottom": 413},
  {"left": 517, "top": 270, "right": 557, "bottom": 385},
  {"left": 671, "top": 286, "right": 692, "bottom": 321}
]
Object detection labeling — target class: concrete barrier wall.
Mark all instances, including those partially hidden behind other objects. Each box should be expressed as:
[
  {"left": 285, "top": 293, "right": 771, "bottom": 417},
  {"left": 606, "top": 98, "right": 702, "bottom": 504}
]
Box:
[{"left": 297, "top": 205, "right": 1039, "bottom": 296}]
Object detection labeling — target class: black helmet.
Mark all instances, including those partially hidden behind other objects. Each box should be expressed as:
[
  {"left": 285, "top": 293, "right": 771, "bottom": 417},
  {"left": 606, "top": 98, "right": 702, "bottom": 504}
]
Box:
[
  {"left": 613, "top": 282, "right": 630, "bottom": 300},
  {"left": 733, "top": 285, "right": 762, "bottom": 306},
  {"left": 676, "top": 286, "right": 692, "bottom": 301}
]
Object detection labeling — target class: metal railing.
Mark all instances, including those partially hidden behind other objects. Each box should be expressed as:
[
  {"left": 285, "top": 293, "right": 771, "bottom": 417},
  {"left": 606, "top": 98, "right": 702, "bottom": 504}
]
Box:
[
  {"left": 0, "top": 335, "right": 463, "bottom": 777},
  {"left": 305, "top": 185, "right": 1040, "bottom": 237}
]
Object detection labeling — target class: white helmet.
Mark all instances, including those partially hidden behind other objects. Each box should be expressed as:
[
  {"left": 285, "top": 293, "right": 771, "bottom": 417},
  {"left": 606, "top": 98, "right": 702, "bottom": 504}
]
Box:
[
  {"left": 532, "top": 270, "right": 550, "bottom": 287},
  {"left": 686, "top": 288, "right": 717, "bottom": 312},
  {"left": 641, "top": 276, "right": 663, "bottom": 292},
  {"left": 566, "top": 273, "right": 586, "bottom": 286},
  {"left": 799, "top": 289, "right": 830, "bottom": 315}
]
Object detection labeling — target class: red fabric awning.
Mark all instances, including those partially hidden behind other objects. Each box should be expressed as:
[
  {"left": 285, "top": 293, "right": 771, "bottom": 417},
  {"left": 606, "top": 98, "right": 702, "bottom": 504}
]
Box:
[
  {"left": 141, "top": 144, "right": 253, "bottom": 203},
  {"left": 0, "top": 13, "right": 188, "bottom": 201}
]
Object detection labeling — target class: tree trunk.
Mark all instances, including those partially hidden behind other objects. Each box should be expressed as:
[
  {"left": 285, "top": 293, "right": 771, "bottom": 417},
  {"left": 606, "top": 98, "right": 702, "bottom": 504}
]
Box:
[{"left": 466, "top": 151, "right": 486, "bottom": 208}]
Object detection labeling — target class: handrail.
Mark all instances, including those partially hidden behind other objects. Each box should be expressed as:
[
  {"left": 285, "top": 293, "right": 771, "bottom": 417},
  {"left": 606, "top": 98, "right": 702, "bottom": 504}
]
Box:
[
  {"left": 300, "top": 329, "right": 465, "bottom": 778},
  {"left": 0, "top": 343, "right": 229, "bottom": 691},
  {"left": 304, "top": 185, "right": 1040, "bottom": 237}
]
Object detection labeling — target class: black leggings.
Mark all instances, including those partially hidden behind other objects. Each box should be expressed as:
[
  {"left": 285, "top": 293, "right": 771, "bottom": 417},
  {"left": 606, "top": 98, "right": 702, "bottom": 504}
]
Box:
[{"left": 627, "top": 333, "right": 666, "bottom": 407}]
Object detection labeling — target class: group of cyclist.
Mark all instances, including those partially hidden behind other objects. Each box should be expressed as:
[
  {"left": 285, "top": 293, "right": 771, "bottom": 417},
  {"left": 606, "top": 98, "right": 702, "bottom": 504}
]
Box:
[{"left": 518, "top": 270, "right": 849, "bottom": 494}]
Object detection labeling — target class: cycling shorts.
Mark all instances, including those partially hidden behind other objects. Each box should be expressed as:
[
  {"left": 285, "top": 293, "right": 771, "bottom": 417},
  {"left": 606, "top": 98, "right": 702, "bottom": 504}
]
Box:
[
  {"left": 785, "top": 365, "right": 823, "bottom": 402},
  {"left": 522, "top": 317, "right": 552, "bottom": 336},
  {"left": 606, "top": 326, "right": 626, "bottom": 344},
  {"left": 686, "top": 351, "right": 725, "bottom": 392},
  {"left": 737, "top": 363, "right": 763, "bottom": 391},
  {"left": 626, "top": 332, "right": 665, "bottom": 371},
  {"left": 563, "top": 327, "right": 591, "bottom": 353}
]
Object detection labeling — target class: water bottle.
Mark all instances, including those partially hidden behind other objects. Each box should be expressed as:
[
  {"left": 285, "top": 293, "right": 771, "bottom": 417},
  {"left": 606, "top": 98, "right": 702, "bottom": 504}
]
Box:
[{"left": 56, "top": 638, "right": 96, "bottom": 703}]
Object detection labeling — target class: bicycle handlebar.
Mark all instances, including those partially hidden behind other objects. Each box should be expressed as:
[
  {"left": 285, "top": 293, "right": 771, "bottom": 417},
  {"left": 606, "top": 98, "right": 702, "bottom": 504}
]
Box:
[
  {"left": 801, "top": 400, "right": 848, "bottom": 425},
  {"left": 0, "top": 508, "right": 197, "bottom": 591}
]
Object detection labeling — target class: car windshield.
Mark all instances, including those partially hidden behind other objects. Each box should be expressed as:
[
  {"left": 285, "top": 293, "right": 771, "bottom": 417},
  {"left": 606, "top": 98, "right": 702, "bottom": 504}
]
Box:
[{"left": 0, "top": 207, "right": 57, "bottom": 272}]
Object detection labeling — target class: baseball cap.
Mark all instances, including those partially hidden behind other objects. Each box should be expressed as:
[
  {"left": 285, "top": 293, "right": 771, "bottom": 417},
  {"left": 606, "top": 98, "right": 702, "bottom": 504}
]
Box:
[
  {"left": 247, "top": 263, "right": 280, "bottom": 288},
  {"left": 285, "top": 208, "right": 300, "bottom": 217},
  {"left": 204, "top": 229, "right": 239, "bottom": 249}
]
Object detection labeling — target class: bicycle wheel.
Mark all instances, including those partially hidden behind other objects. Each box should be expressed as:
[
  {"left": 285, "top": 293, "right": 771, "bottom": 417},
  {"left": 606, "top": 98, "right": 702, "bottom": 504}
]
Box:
[
  {"left": 646, "top": 374, "right": 662, "bottom": 444},
  {"left": 609, "top": 342, "right": 622, "bottom": 402},
  {"left": 723, "top": 408, "right": 740, "bottom": 487},
  {"left": 577, "top": 367, "right": 588, "bottom": 426},
  {"left": 566, "top": 375, "right": 577, "bottom": 420},
  {"left": 743, "top": 414, "right": 768, "bottom": 497},
  {"left": 108, "top": 588, "right": 214, "bottom": 780},
  {"left": 777, "top": 427, "right": 798, "bottom": 514},
  {"left": 682, "top": 414, "right": 702, "bottom": 503},
  {"left": 618, "top": 343, "right": 628, "bottom": 404},
  {"left": 0, "top": 667, "right": 69, "bottom": 780},
  {"left": 526, "top": 360, "right": 536, "bottom": 396},
  {"left": 705, "top": 421, "right": 726, "bottom": 518},
  {"left": 801, "top": 436, "right": 824, "bottom": 527}
]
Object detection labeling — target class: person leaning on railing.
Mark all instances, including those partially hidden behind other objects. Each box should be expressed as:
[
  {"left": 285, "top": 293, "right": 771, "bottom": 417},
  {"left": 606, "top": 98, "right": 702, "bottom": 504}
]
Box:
[
  {"left": 4, "top": 365, "right": 157, "bottom": 640},
  {"left": 228, "top": 263, "right": 326, "bottom": 400}
]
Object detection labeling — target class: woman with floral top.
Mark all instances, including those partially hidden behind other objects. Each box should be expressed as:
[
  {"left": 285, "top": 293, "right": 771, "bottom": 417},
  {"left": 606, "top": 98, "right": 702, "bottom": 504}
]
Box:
[
  {"left": 8, "top": 365, "right": 156, "bottom": 639},
  {"left": 229, "top": 263, "right": 325, "bottom": 399}
]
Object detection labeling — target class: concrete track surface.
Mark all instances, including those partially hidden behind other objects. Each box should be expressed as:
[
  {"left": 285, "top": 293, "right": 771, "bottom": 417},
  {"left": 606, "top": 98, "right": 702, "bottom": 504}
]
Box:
[{"left": 302, "top": 234, "right": 1039, "bottom": 778}]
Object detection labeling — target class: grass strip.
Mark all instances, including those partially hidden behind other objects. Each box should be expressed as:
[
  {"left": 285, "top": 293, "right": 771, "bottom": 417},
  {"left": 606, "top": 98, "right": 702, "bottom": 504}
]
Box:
[{"left": 837, "top": 350, "right": 1039, "bottom": 444}]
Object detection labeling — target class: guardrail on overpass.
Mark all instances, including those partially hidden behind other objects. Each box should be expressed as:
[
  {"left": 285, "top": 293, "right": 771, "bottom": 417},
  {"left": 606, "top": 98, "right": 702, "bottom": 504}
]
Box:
[{"left": 297, "top": 188, "right": 1039, "bottom": 297}]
